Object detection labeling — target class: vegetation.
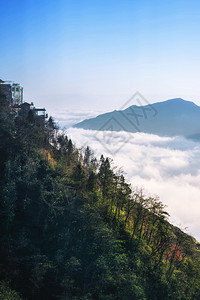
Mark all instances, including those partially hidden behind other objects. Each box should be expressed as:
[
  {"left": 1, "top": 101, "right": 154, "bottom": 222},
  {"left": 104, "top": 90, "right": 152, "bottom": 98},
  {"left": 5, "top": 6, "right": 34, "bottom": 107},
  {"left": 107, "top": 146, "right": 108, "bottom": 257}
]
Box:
[{"left": 1, "top": 91, "right": 200, "bottom": 299}]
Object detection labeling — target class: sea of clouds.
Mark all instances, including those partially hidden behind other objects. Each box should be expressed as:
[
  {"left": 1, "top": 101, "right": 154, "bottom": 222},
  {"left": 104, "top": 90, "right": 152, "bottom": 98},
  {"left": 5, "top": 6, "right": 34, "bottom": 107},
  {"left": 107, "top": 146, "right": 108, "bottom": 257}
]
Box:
[
  {"left": 65, "top": 127, "right": 200, "bottom": 241},
  {"left": 49, "top": 107, "right": 104, "bottom": 128}
]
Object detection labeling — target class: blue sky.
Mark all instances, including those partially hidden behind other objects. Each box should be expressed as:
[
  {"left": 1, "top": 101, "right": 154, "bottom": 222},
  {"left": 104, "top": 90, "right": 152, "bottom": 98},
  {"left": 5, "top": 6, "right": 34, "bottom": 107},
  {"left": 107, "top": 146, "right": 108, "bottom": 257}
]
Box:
[{"left": 1, "top": 0, "right": 200, "bottom": 113}]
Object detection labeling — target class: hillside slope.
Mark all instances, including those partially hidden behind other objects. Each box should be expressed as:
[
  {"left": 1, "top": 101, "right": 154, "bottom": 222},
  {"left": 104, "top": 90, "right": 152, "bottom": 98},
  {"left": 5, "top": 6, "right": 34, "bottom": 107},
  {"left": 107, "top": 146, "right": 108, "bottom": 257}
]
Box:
[{"left": 0, "top": 93, "right": 200, "bottom": 299}]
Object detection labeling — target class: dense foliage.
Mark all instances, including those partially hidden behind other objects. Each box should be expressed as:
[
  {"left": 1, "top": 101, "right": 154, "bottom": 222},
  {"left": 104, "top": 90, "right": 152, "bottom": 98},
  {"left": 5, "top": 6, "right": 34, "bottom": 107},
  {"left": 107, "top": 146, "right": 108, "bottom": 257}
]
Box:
[{"left": 1, "top": 92, "right": 200, "bottom": 299}]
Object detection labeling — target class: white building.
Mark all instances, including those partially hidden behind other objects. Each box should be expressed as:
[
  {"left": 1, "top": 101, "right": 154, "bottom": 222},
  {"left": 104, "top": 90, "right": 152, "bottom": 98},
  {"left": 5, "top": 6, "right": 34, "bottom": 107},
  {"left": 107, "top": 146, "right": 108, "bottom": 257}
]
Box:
[
  {"left": 11, "top": 83, "right": 23, "bottom": 105},
  {"left": 0, "top": 80, "right": 23, "bottom": 105}
]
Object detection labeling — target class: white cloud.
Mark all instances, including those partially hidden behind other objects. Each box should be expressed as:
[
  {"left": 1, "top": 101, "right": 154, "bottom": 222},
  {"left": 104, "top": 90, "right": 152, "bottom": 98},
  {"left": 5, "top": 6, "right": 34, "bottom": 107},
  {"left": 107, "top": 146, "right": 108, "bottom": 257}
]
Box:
[
  {"left": 49, "top": 108, "right": 104, "bottom": 128},
  {"left": 65, "top": 127, "right": 200, "bottom": 241}
]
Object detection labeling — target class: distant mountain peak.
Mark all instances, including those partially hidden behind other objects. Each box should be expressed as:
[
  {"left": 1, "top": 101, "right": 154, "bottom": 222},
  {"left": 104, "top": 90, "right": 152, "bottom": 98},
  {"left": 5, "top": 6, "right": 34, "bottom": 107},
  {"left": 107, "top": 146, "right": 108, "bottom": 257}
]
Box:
[
  {"left": 73, "top": 98, "right": 200, "bottom": 140},
  {"left": 155, "top": 98, "right": 198, "bottom": 106},
  {"left": 168, "top": 97, "right": 185, "bottom": 101}
]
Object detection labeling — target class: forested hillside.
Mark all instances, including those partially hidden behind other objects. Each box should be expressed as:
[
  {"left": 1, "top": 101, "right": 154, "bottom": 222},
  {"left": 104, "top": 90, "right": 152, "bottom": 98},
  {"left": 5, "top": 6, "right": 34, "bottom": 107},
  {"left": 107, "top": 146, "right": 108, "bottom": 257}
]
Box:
[{"left": 1, "top": 92, "right": 200, "bottom": 300}]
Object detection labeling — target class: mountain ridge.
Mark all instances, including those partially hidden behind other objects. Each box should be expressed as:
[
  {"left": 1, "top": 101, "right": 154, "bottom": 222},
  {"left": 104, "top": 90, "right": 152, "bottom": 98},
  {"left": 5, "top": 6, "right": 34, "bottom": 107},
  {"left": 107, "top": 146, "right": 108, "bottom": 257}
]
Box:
[{"left": 73, "top": 98, "right": 200, "bottom": 139}]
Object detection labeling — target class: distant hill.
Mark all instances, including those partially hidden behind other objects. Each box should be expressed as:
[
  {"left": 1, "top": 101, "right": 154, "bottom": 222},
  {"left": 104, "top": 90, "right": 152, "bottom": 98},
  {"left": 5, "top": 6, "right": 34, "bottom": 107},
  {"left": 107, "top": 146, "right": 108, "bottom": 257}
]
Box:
[{"left": 73, "top": 98, "right": 200, "bottom": 138}]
